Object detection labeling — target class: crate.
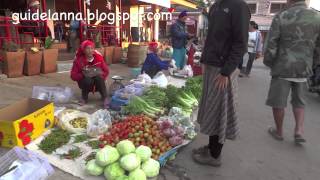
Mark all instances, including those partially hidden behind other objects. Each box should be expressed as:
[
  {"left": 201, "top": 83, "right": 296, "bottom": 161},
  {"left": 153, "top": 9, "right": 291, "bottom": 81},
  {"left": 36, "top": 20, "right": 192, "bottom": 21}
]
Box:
[{"left": 0, "top": 147, "right": 54, "bottom": 177}]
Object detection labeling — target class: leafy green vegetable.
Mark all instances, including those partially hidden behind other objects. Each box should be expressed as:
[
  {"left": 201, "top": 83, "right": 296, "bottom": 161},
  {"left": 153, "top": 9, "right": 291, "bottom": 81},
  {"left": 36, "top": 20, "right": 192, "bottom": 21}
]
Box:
[
  {"left": 44, "top": 37, "right": 53, "bottom": 49},
  {"left": 185, "top": 76, "right": 203, "bottom": 100},
  {"left": 60, "top": 147, "right": 82, "bottom": 160},
  {"left": 39, "top": 129, "right": 71, "bottom": 154},
  {"left": 86, "top": 159, "right": 104, "bottom": 176},
  {"left": 129, "top": 169, "right": 147, "bottom": 180},
  {"left": 116, "top": 140, "right": 136, "bottom": 155},
  {"left": 96, "top": 145, "right": 120, "bottom": 167},
  {"left": 123, "top": 96, "right": 163, "bottom": 118},
  {"left": 73, "top": 134, "right": 88, "bottom": 143},
  {"left": 85, "top": 152, "right": 97, "bottom": 163},
  {"left": 116, "top": 175, "right": 130, "bottom": 180},
  {"left": 104, "top": 162, "right": 125, "bottom": 180},
  {"left": 120, "top": 153, "right": 141, "bottom": 171},
  {"left": 141, "top": 159, "right": 160, "bottom": 178},
  {"left": 141, "top": 86, "right": 168, "bottom": 108},
  {"left": 135, "top": 145, "right": 152, "bottom": 162},
  {"left": 87, "top": 140, "right": 100, "bottom": 149}
]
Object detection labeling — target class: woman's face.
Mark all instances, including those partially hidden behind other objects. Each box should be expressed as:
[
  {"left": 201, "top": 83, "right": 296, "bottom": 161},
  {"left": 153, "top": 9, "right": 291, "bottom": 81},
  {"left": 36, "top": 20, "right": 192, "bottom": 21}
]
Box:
[{"left": 84, "top": 45, "right": 94, "bottom": 58}]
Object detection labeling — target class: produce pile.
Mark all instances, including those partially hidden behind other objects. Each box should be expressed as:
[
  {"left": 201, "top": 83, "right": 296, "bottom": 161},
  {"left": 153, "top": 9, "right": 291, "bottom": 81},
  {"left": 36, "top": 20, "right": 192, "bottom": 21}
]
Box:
[
  {"left": 99, "top": 115, "right": 172, "bottom": 160},
  {"left": 124, "top": 76, "right": 203, "bottom": 118},
  {"left": 86, "top": 140, "right": 160, "bottom": 180}
]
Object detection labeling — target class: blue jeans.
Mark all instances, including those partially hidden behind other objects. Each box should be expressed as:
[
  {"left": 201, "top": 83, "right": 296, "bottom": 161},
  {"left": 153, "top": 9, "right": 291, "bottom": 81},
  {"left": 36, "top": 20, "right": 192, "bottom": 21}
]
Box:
[{"left": 172, "top": 48, "right": 186, "bottom": 69}]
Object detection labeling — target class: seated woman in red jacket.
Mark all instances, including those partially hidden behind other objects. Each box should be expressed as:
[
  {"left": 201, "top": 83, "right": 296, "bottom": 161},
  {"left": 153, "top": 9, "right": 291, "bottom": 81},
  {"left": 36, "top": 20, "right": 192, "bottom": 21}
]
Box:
[{"left": 71, "top": 40, "right": 109, "bottom": 104}]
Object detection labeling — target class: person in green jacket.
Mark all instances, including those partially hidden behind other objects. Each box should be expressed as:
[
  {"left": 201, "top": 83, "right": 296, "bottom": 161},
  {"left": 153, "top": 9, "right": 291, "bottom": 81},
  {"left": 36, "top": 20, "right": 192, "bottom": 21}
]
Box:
[{"left": 264, "top": 0, "right": 320, "bottom": 144}]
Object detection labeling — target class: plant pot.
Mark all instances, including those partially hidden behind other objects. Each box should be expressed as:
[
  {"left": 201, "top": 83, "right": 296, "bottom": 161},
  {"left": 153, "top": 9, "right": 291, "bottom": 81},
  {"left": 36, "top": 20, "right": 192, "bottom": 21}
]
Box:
[
  {"left": 42, "top": 49, "right": 58, "bottom": 74},
  {"left": 24, "top": 51, "right": 42, "bottom": 76},
  {"left": 95, "top": 48, "right": 105, "bottom": 57},
  {"left": 104, "top": 46, "right": 114, "bottom": 65},
  {"left": 113, "top": 47, "right": 122, "bottom": 64},
  {"left": 2, "top": 51, "right": 25, "bottom": 78}
]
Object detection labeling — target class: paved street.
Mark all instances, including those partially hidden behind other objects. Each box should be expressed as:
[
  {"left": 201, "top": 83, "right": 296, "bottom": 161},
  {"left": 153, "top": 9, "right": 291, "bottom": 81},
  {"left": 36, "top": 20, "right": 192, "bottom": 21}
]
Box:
[{"left": 1, "top": 60, "right": 320, "bottom": 180}]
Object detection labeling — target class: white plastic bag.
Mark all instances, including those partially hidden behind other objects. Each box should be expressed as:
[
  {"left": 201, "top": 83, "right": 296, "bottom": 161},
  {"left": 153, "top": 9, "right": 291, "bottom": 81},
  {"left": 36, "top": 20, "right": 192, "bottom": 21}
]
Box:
[
  {"left": 137, "top": 73, "right": 152, "bottom": 84},
  {"left": 57, "top": 109, "right": 90, "bottom": 134},
  {"left": 32, "top": 86, "right": 73, "bottom": 104},
  {"left": 183, "top": 65, "right": 194, "bottom": 77},
  {"left": 87, "top": 109, "right": 112, "bottom": 137},
  {"left": 152, "top": 72, "right": 168, "bottom": 88}
]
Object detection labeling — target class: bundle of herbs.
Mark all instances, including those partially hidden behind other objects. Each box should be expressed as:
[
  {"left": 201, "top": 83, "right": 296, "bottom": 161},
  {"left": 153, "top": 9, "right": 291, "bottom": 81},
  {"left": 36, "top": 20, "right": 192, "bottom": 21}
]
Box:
[{"left": 39, "top": 129, "right": 71, "bottom": 154}]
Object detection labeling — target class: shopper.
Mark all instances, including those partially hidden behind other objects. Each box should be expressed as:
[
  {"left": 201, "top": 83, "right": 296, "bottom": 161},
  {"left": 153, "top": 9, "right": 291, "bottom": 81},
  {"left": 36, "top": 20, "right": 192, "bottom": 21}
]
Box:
[
  {"left": 264, "top": 0, "right": 320, "bottom": 144},
  {"left": 193, "top": 0, "right": 250, "bottom": 166},
  {"left": 171, "top": 10, "right": 192, "bottom": 69},
  {"left": 141, "top": 42, "right": 171, "bottom": 78},
  {"left": 240, "top": 21, "right": 263, "bottom": 77},
  {"left": 71, "top": 40, "right": 109, "bottom": 104}
]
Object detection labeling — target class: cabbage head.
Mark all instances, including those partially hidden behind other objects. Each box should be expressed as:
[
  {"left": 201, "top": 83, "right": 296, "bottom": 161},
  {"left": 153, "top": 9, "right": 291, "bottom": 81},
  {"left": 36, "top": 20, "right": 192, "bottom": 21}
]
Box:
[
  {"left": 120, "top": 153, "right": 141, "bottom": 171},
  {"left": 104, "top": 162, "right": 125, "bottom": 180},
  {"left": 116, "top": 175, "right": 130, "bottom": 180},
  {"left": 135, "top": 145, "right": 152, "bottom": 162},
  {"left": 141, "top": 159, "right": 160, "bottom": 178},
  {"left": 96, "top": 145, "right": 120, "bottom": 167},
  {"left": 129, "top": 169, "right": 146, "bottom": 180},
  {"left": 85, "top": 160, "right": 104, "bottom": 176},
  {"left": 116, "top": 140, "right": 136, "bottom": 155}
]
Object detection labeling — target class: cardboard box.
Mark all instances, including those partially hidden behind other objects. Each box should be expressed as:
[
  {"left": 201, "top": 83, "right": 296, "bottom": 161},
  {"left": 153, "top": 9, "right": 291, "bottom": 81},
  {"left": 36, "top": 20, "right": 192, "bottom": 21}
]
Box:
[{"left": 0, "top": 98, "right": 54, "bottom": 148}]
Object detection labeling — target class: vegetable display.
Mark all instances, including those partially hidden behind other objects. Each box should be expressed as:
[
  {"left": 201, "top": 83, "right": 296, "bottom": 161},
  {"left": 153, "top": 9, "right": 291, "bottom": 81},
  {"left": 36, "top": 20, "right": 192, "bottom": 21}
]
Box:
[
  {"left": 185, "top": 76, "right": 203, "bottom": 100},
  {"left": 116, "top": 140, "right": 136, "bottom": 155},
  {"left": 86, "top": 160, "right": 104, "bottom": 176},
  {"left": 69, "top": 117, "right": 88, "bottom": 129},
  {"left": 123, "top": 96, "right": 163, "bottom": 118},
  {"left": 38, "top": 129, "right": 71, "bottom": 154},
  {"left": 85, "top": 140, "right": 160, "bottom": 179}
]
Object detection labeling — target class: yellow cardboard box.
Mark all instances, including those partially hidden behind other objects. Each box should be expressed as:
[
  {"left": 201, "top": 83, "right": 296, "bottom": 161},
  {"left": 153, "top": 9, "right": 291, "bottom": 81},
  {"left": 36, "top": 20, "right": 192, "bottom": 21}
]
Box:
[{"left": 0, "top": 98, "right": 54, "bottom": 148}]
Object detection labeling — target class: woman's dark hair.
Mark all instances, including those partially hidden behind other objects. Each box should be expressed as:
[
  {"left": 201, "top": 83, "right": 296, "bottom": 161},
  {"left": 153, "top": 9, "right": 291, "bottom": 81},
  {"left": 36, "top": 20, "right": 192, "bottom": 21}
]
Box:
[{"left": 250, "top": 21, "right": 259, "bottom": 30}]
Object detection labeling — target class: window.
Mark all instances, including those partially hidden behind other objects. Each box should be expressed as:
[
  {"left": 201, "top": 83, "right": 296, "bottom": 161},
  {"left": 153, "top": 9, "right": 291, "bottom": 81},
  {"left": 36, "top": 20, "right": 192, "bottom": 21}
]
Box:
[
  {"left": 270, "top": 3, "right": 286, "bottom": 14},
  {"left": 248, "top": 3, "right": 257, "bottom": 14}
]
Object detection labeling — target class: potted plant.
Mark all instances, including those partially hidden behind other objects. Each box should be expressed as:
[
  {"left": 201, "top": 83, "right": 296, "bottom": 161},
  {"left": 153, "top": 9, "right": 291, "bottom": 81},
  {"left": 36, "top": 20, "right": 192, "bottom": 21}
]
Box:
[
  {"left": 24, "top": 47, "right": 42, "bottom": 76},
  {"left": 41, "top": 37, "right": 58, "bottom": 74},
  {"left": 1, "top": 41, "right": 25, "bottom": 78}
]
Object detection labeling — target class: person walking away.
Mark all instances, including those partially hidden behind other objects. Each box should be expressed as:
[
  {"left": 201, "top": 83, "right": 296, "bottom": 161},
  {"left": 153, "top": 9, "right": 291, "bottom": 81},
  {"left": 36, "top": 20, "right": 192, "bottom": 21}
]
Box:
[
  {"left": 171, "top": 11, "right": 192, "bottom": 69},
  {"left": 141, "top": 42, "right": 172, "bottom": 78},
  {"left": 240, "top": 21, "right": 263, "bottom": 77},
  {"left": 71, "top": 40, "right": 109, "bottom": 104},
  {"left": 264, "top": 0, "right": 320, "bottom": 144},
  {"left": 193, "top": 0, "right": 250, "bottom": 166}
]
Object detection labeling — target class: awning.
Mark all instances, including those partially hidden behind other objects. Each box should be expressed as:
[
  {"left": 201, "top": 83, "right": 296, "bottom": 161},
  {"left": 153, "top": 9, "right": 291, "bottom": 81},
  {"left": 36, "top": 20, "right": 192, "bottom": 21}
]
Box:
[
  {"left": 171, "top": 0, "right": 197, "bottom": 9},
  {"left": 138, "top": 0, "right": 171, "bottom": 8}
]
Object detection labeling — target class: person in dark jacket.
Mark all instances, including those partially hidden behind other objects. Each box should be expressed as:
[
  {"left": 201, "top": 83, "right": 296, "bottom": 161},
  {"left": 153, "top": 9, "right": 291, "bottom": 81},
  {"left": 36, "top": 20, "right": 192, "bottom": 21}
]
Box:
[
  {"left": 193, "top": 0, "right": 250, "bottom": 167},
  {"left": 141, "top": 42, "right": 171, "bottom": 78},
  {"left": 170, "top": 11, "right": 192, "bottom": 69}
]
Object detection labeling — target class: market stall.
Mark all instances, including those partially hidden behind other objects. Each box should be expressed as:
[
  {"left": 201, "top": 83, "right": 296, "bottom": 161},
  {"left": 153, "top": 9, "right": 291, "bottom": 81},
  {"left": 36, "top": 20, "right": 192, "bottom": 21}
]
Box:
[{"left": 0, "top": 73, "right": 202, "bottom": 180}]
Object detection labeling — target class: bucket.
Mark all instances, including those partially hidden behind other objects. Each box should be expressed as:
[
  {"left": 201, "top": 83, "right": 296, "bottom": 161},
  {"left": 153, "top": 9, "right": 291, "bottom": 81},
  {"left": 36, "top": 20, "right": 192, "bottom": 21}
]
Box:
[{"left": 127, "top": 44, "right": 148, "bottom": 67}]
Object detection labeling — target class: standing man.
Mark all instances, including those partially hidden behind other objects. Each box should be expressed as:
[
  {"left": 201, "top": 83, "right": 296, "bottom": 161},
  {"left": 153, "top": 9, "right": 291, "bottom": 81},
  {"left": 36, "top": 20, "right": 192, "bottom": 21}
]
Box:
[
  {"left": 171, "top": 11, "right": 192, "bottom": 69},
  {"left": 264, "top": 0, "right": 320, "bottom": 143},
  {"left": 193, "top": 0, "right": 250, "bottom": 166}
]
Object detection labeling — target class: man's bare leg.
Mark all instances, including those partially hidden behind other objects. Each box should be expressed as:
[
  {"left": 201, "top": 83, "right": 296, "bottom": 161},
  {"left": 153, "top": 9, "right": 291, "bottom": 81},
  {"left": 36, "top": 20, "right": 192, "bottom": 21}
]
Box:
[
  {"left": 293, "top": 107, "right": 305, "bottom": 136},
  {"left": 273, "top": 108, "right": 285, "bottom": 137}
]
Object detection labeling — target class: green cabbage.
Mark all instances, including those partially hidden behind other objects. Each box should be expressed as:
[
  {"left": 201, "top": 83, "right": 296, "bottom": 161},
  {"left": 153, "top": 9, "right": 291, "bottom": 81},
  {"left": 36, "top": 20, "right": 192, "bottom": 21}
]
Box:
[
  {"left": 85, "top": 160, "right": 104, "bottom": 176},
  {"left": 104, "top": 162, "right": 125, "bottom": 180},
  {"left": 96, "top": 145, "right": 120, "bottom": 167},
  {"left": 116, "top": 175, "right": 130, "bottom": 180},
  {"left": 129, "top": 169, "right": 147, "bottom": 180},
  {"left": 120, "top": 153, "right": 141, "bottom": 171},
  {"left": 116, "top": 140, "right": 136, "bottom": 155},
  {"left": 141, "top": 159, "right": 160, "bottom": 178},
  {"left": 135, "top": 145, "right": 152, "bottom": 162}
]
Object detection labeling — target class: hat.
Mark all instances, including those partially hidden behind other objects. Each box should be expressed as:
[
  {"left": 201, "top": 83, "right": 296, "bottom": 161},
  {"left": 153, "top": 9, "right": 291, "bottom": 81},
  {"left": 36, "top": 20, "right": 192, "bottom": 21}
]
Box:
[
  {"left": 148, "top": 42, "right": 158, "bottom": 52},
  {"left": 29, "top": 0, "right": 40, "bottom": 7},
  {"left": 179, "top": 11, "right": 188, "bottom": 18}
]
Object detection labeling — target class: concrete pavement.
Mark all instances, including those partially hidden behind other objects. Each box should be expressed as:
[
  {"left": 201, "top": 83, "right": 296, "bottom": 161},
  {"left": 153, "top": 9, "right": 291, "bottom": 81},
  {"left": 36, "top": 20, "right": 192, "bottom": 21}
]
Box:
[{"left": 1, "top": 60, "right": 320, "bottom": 180}]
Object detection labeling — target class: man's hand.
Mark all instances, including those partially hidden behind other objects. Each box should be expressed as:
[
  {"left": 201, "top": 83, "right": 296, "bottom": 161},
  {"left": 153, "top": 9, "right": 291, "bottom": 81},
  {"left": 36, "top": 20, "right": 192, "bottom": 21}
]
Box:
[{"left": 215, "top": 74, "right": 229, "bottom": 91}]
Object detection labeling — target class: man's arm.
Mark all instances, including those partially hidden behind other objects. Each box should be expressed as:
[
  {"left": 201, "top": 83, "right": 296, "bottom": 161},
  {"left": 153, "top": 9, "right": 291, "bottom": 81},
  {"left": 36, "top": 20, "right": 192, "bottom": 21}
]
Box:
[
  {"left": 313, "top": 34, "right": 320, "bottom": 68},
  {"left": 220, "top": 2, "right": 251, "bottom": 76},
  {"left": 263, "top": 15, "right": 281, "bottom": 68}
]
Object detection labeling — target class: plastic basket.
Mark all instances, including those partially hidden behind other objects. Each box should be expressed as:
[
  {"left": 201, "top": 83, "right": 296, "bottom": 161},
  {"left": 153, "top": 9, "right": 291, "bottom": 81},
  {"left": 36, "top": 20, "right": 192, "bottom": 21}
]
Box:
[{"left": 0, "top": 147, "right": 54, "bottom": 177}]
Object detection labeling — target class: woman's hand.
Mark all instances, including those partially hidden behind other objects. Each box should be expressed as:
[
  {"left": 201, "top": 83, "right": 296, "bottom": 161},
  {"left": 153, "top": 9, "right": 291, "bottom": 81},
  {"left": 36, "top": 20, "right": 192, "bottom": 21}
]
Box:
[{"left": 215, "top": 74, "right": 229, "bottom": 91}]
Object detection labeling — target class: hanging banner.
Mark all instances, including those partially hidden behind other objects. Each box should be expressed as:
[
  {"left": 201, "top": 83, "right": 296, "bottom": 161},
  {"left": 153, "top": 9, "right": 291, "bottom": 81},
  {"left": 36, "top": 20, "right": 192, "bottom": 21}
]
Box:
[{"left": 138, "top": 0, "right": 171, "bottom": 8}]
